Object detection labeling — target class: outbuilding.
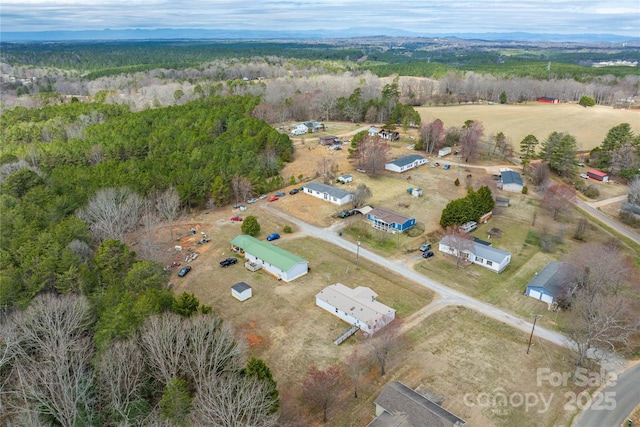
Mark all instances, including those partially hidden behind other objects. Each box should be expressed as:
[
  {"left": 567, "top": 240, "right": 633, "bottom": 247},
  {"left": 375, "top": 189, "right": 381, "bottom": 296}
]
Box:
[
  {"left": 303, "top": 182, "right": 354, "bottom": 205},
  {"left": 525, "top": 262, "right": 569, "bottom": 305},
  {"left": 586, "top": 169, "right": 609, "bottom": 182},
  {"left": 230, "top": 235, "right": 308, "bottom": 282},
  {"left": 231, "top": 282, "right": 252, "bottom": 301},
  {"left": 384, "top": 154, "right": 428, "bottom": 173},
  {"left": 336, "top": 174, "right": 353, "bottom": 184}
]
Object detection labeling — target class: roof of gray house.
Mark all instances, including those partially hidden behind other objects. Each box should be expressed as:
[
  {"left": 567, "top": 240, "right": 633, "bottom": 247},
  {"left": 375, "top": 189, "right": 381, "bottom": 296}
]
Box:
[
  {"left": 440, "top": 235, "right": 510, "bottom": 264},
  {"left": 501, "top": 170, "right": 523, "bottom": 186},
  {"left": 372, "top": 382, "right": 466, "bottom": 427},
  {"left": 387, "top": 154, "right": 426, "bottom": 168},
  {"left": 231, "top": 282, "right": 251, "bottom": 293},
  {"left": 525, "top": 262, "right": 569, "bottom": 296},
  {"left": 304, "top": 182, "right": 353, "bottom": 199}
]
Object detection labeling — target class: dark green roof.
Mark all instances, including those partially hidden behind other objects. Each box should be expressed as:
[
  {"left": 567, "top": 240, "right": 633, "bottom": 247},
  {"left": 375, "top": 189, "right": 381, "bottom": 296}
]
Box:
[{"left": 231, "top": 235, "right": 307, "bottom": 271}]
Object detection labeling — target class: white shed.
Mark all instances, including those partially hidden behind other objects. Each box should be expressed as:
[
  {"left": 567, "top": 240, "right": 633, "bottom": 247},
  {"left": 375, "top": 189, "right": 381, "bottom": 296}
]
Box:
[
  {"left": 231, "top": 282, "right": 252, "bottom": 301},
  {"left": 337, "top": 174, "right": 353, "bottom": 184}
]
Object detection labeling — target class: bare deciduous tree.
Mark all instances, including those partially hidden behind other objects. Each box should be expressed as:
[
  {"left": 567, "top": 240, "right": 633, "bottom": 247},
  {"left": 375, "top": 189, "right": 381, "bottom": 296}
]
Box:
[
  {"left": 192, "top": 374, "right": 279, "bottom": 427},
  {"left": 459, "top": 120, "right": 483, "bottom": 162},
  {"left": 609, "top": 142, "right": 638, "bottom": 176},
  {"left": 156, "top": 186, "right": 181, "bottom": 241},
  {"left": 542, "top": 184, "right": 576, "bottom": 220},
  {"left": 629, "top": 177, "right": 640, "bottom": 205},
  {"left": 138, "top": 314, "right": 190, "bottom": 384},
  {"left": 77, "top": 187, "right": 143, "bottom": 243},
  {"left": 444, "top": 226, "right": 475, "bottom": 268},
  {"left": 1, "top": 294, "right": 96, "bottom": 426},
  {"left": 528, "top": 161, "right": 550, "bottom": 190},
  {"left": 352, "top": 183, "right": 372, "bottom": 208},
  {"left": 420, "top": 119, "right": 445, "bottom": 154},
  {"left": 344, "top": 347, "right": 369, "bottom": 398},
  {"left": 301, "top": 365, "right": 342, "bottom": 423},
  {"left": 369, "top": 320, "right": 402, "bottom": 377}
]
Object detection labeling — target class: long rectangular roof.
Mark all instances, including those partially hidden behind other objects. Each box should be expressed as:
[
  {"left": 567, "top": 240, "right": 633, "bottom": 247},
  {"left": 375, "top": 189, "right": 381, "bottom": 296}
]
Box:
[
  {"left": 231, "top": 235, "right": 307, "bottom": 271},
  {"left": 368, "top": 207, "right": 414, "bottom": 225},
  {"left": 387, "top": 154, "right": 426, "bottom": 167},
  {"left": 316, "top": 283, "right": 395, "bottom": 331},
  {"left": 304, "top": 182, "right": 352, "bottom": 199}
]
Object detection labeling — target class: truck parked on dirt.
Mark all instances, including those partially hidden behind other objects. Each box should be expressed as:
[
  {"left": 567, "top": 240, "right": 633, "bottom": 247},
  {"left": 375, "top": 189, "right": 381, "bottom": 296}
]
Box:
[{"left": 438, "top": 147, "right": 452, "bottom": 157}]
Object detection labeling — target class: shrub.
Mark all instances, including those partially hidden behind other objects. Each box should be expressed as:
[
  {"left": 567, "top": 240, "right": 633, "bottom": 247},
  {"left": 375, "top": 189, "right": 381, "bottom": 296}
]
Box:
[
  {"left": 522, "top": 185, "right": 528, "bottom": 194},
  {"left": 283, "top": 225, "right": 293, "bottom": 233},
  {"left": 582, "top": 185, "right": 600, "bottom": 199},
  {"left": 454, "top": 178, "right": 460, "bottom": 186}
]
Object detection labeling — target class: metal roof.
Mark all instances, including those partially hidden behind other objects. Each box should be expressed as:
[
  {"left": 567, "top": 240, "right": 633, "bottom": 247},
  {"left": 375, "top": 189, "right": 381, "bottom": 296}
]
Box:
[
  {"left": 231, "top": 235, "right": 307, "bottom": 271},
  {"left": 387, "top": 154, "right": 426, "bottom": 168},
  {"left": 231, "top": 282, "right": 251, "bottom": 293},
  {"left": 501, "top": 170, "right": 523, "bottom": 186},
  {"left": 525, "top": 262, "right": 569, "bottom": 296},
  {"left": 368, "top": 207, "right": 414, "bottom": 226},
  {"left": 304, "top": 181, "right": 353, "bottom": 199}
]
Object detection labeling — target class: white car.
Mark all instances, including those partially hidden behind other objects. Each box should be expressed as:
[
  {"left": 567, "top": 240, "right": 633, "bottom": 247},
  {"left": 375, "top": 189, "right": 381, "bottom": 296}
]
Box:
[
  {"left": 247, "top": 198, "right": 259, "bottom": 204},
  {"left": 580, "top": 173, "right": 589, "bottom": 179}
]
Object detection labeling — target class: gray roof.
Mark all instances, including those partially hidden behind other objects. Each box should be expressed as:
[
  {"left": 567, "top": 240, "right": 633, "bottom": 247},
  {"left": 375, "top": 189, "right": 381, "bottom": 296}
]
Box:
[
  {"left": 371, "top": 382, "right": 466, "bottom": 427},
  {"left": 440, "top": 235, "right": 510, "bottom": 264},
  {"left": 525, "top": 262, "right": 569, "bottom": 296},
  {"left": 231, "top": 282, "right": 251, "bottom": 293},
  {"left": 304, "top": 181, "right": 353, "bottom": 199},
  {"left": 501, "top": 170, "right": 523, "bottom": 186},
  {"left": 387, "top": 154, "right": 426, "bottom": 168}
]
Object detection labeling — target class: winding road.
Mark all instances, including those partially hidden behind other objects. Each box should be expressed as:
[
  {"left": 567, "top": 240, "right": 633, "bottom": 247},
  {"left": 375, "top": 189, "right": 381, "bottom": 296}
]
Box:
[{"left": 263, "top": 194, "right": 639, "bottom": 423}]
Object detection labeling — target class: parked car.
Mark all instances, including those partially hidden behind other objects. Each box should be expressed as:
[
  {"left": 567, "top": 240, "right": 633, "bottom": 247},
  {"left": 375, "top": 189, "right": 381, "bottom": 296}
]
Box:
[
  {"left": 338, "top": 210, "right": 354, "bottom": 218},
  {"left": 356, "top": 168, "right": 366, "bottom": 173},
  {"left": 268, "top": 196, "right": 279, "bottom": 202},
  {"left": 275, "top": 191, "right": 286, "bottom": 197},
  {"left": 580, "top": 173, "right": 589, "bottom": 179},
  {"left": 422, "top": 251, "right": 435, "bottom": 259},
  {"left": 577, "top": 163, "right": 585, "bottom": 167},
  {"left": 443, "top": 164, "right": 451, "bottom": 170},
  {"left": 247, "top": 197, "right": 259, "bottom": 204},
  {"left": 289, "top": 188, "right": 300, "bottom": 195},
  {"left": 461, "top": 221, "right": 478, "bottom": 233},
  {"left": 177, "top": 266, "right": 192, "bottom": 277},
  {"left": 220, "top": 257, "right": 238, "bottom": 267},
  {"left": 419, "top": 243, "right": 432, "bottom": 252},
  {"left": 266, "top": 233, "right": 280, "bottom": 241},
  {"left": 259, "top": 194, "right": 267, "bottom": 199},
  {"left": 231, "top": 216, "right": 243, "bottom": 222}
]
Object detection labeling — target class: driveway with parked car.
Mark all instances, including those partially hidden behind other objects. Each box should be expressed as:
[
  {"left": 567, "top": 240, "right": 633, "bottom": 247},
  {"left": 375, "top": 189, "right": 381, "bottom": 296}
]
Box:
[{"left": 219, "top": 257, "right": 238, "bottom": 267}]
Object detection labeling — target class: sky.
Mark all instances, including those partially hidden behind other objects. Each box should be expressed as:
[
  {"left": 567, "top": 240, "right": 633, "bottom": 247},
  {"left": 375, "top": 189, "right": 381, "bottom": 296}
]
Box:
[{"left": 1, "top": 0, "right": 639, "bottom": 37}]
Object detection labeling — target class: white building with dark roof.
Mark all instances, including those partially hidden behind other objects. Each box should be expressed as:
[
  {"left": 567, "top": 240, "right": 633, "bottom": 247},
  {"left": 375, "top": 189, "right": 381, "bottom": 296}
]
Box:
[
  {"left": 303, "top": 182, "right": 353, "bottom": 206},
  {"left": 385, "top": 154, "right": 428, "bottom": 173},
  {"left": 500, "top": 170, "right": 524, "bottom": 193},
  {"left": 315, "top": 283, "right": 395, "bottom": 335},
  {"left": 439, "top": 235, "right": 511, "bottom": 273},
  {"left": 525, "top": 262, "right": 569, "bottom": 305}
]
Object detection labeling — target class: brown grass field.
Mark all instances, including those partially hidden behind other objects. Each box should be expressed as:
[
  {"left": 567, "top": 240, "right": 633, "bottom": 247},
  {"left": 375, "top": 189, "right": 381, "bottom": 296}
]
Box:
[{"left": 162, "top": 104, "right": 639, "bottom": 426}]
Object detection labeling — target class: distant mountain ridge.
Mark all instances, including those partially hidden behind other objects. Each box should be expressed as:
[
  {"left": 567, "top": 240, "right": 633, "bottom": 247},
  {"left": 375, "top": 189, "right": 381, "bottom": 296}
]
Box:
[{"left": 2, "top": 27, "right": 639, "bottom": 44}]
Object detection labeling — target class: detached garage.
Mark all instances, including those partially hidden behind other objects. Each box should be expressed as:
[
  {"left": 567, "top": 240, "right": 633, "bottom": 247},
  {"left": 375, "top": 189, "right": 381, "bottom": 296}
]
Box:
[
  {"left": 525, "top": 262, "right": 569, "bottom": 305},
  {"left": 586, "top": 169, "right": 609, "bottom": 182}
]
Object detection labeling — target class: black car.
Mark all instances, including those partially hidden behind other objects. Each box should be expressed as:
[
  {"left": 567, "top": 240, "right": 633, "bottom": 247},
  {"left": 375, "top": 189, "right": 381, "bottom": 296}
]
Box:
[
  {"left": 177, "top": 266, "right": 192, "bottom": 277},
  {"left": 220, "top": 257, "right": 238, "bottom": 267},
  {"left": 422, "top": 251, "right": 435, "bottom": 259},
  {"left": 289, "top": 188, "right": 300, "bottom": 195},
  {"left": 338, "top": 210, "right": 354, "bottom": 218}
]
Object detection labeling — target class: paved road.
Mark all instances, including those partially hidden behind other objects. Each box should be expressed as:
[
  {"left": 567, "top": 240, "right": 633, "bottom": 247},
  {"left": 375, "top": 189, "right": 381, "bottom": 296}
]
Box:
[
  {"left": 573, "top": 362, "right": 640, "bottom": 427},
  {"left": 576, "top": 198, "right": 640, "bottom": 246},
  {"left": 263, "top": 204, "right": 575, "bottom": 350}
]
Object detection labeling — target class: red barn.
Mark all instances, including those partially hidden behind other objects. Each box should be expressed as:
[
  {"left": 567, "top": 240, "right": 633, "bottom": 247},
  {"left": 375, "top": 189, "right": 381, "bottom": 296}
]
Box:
[
  {"left": 587, "top": 169, "right": 609, "bottom": 182},
  {"left": 537, "top": 97, "right": 560, "bottom": 104}
]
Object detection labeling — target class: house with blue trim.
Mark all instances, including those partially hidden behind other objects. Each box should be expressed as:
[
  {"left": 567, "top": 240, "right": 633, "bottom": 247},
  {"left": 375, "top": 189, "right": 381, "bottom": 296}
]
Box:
[
  {"left": 525, "top": 262, "right": 569, "bottom": 305},
  {"left": 385, "top": 154, "right": 428, "bottom": 173},
  {"left": 366, "top": 207, "right": 416, "bottom": 233}
]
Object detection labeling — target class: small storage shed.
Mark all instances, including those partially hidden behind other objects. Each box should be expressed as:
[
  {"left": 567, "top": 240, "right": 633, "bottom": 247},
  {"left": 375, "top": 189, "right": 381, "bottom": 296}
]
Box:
[
  {"left": 337, "top": 174, "right": 353, "bottom": 184},
  {"left": 231, "top": 282, "right": 252, "bottom": 301},
  {"left": 587, "top": 169, "right": 609, "bottom": 182}
]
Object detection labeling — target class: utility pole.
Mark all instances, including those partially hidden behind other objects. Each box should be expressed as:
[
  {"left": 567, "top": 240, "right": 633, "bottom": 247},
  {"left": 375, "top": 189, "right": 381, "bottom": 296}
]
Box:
[
  {"left": 355, "top": 238, "right": 361, "bottom": 268},
  {"left": 527, "top": 314, "right": 543, "bottom": 354}
]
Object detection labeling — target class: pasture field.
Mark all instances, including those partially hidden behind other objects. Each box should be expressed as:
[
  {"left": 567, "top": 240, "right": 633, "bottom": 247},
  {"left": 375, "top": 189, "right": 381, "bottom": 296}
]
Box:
[{"left": 416, "top": 103, "right": 640, "bottom": 152}]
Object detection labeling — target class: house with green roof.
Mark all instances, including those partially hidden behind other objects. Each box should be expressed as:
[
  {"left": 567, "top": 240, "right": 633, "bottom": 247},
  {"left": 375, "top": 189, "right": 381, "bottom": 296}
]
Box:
[{"left": 231, "top": 235, "right": 308, "bottom": 282}]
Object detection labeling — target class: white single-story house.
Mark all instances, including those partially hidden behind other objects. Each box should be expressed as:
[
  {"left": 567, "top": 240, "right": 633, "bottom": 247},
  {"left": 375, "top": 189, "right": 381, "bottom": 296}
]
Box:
[
  {"left": 303, "top": 182, "right": 353, "bottom": 206},
  {"left": 303, "top": 121, "right": 325, "bottom": 132},
  {"left": 385, "top": 154, "right": 428, "bottom": 173},
  {"left": 230, "top": 235, "right": 308, "bottom": 282},
  {"left": 291, "top": 123, "right": 308, "bottom": 135},
  {"left": 379, "top": 129, "right": 400, "bottom": 141},
  {"left": 231, "top": 282, "right": 252, "bottom": 301},
  {"left": 368, "top": 126, "right": 380, "bottom": 136},
  {"left": 439, "top": 235, "right": 511, "bottom": 273},
  {"left": 315, "top": 283, "right": 396, "bottom": 336},
  {"left": 368, "top": 382, "right": 466, "bottom": 427},
  {"left": 336, "top": 174, "right": 353, "bottom": 184},
  {"left": 525, "top": 262, "right": 569, "bottom": 305},
  {"left": 366, "top": 207, "right": 416, "bottom": 233},
  {"left": 500, "top": 170, "right": 524, "bottom": 193}
]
